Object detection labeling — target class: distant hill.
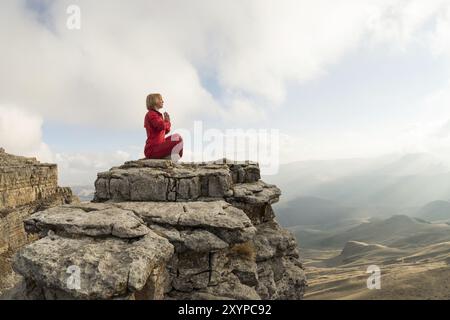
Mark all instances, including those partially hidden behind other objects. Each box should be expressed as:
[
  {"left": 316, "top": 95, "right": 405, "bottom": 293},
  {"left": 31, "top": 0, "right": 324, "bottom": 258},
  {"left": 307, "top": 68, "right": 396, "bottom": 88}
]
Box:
[
  {"left": 275, "top": 196, "right": 360, "bottom": 227},
  {"left": 325, "top": 241, "right": 404, "bottom": 267},
  {"left": 318, "top": 215, "right": 450, "bottom": 249},
  {"left": 402, "top": 241, "right": 450, "bottom": 264},
  {"left": 288, "top": 217, "right": 370, "bottom": 249},
  {"left": 276, "top": 193, "right": 416, "bottom": 230},
  {"left": 323, "top": 240, "right": 450, "bottom": 268},
  {"left": 415, "top": 200, "right": 450, "bottom": 222}
]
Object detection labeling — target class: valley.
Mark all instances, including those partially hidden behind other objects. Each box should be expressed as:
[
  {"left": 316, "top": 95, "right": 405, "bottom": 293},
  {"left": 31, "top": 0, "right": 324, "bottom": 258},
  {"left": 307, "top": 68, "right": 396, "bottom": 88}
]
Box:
[
  {"left": 286, "top": 215, "right": 450, "bottom": 300},
  {"left": 264, "top": 152, "right": 450, "bottom": 300}
]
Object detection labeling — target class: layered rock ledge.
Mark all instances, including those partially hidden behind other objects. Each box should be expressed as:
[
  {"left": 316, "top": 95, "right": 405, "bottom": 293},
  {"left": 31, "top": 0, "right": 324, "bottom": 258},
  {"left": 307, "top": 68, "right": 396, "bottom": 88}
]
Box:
[
  {"left": 0, "top": 149, "right": 77, "bottom": 295},
  {"left": 8, "top": 159, "right": 306, "bottom": 300}
]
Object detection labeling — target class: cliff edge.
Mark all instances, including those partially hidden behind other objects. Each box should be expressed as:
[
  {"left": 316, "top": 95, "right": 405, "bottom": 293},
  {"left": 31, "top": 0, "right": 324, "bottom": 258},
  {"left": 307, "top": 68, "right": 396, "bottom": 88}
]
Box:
[
  {"left": 8, "top": 159, "right": 307, "bottom": 300},
  {"left": 0, "top": 148, "right": 77, "bottom": 295}
]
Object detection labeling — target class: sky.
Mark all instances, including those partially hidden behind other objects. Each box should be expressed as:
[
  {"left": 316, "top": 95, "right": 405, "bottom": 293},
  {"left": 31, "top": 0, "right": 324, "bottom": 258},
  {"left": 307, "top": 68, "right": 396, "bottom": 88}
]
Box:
[{"left": 2, "top": 0, "right": 450, "bottom": 186}]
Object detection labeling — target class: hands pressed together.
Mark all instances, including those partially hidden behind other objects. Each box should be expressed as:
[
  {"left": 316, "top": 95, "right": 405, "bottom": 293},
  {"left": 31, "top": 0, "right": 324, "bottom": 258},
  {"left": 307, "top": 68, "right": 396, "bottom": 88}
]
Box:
[{"left": 163, "top": 112, "right": 171, "bottom": 122}]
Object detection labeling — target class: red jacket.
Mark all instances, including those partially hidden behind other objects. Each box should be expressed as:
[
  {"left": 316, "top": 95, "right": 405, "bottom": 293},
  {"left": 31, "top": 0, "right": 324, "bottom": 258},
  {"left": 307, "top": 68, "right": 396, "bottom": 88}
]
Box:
[{"left": 144, "top": 109, "right": 171, "bottom": 155}]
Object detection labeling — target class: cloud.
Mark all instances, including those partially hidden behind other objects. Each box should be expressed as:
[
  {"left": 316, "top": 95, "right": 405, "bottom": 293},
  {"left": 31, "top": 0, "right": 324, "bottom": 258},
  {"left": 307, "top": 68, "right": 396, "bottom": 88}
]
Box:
[
  {"left": 0, "top": 0, "right": 221, "bottom": 130},
  {"left": 220, "top": 97, "right": 267, "bottom": 123},
  {"left": 0, "top": 104, "right": 134, "bottom": 186},
  {"left": 430, "top": 3, "right": 450, "bottom": 56},
  {"left": 55, "top": 150, "right": 133, "bottom": 186},
  {"left": 365, "top": 0, "right": 448, "bottom": 48},
  {"left": 3, "top": 0, "right": 450, "bottom": 180},
  {"left": 2, "top": 0, "right": 450, "bottom": 131},
  {"left": 0, "top": 105, "right": 53, "bottom": 162}
]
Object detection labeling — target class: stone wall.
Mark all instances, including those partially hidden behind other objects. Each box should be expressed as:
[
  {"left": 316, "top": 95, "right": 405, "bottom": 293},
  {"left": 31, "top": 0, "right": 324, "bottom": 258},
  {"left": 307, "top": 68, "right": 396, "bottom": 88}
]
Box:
[
  {"left": 0, "top": 149, "right": 77, "bottom": 295},
  {"left": 7, "top": 159, "right": 306, "bottom": 300}
]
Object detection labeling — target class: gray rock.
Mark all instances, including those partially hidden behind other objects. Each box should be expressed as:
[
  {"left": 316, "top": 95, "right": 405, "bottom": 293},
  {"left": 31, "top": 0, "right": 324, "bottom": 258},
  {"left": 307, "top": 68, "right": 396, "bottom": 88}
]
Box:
[
  {"left": 129, "top": 171, "right": 169, "bottom": 201},
  {"left": 116, "top": 202, "right": 184, "bottom": 226},
  {"left": 228, "top": 163, "right": 260, "bottom": 184},
  {"left": 256, "top": 261, "right": 277, "bottom": 299},
  {"left": 147, "top": 224, "right": 183, "bottom": 243},
  {"left": 209, "top": 251, "right": 230, "bottom": 286},
  {"left": 64, "top": 202, "right": 115, "bottom": 212},
  {"left": 229, "top": 181, "right": 281, "bottom": 205},
  {"left": 230, "top": 257, "right": 258, "bottom": 287},
  {"left": 180, "top": 230, "right": 229, "bottom": 252},
  {"left": 256, "top": 257, "right": 306, "bottom": 300},
  {"left": 169, "top": 270, "right": 260, "bottom": 300},
  {"left": 202, "top": 273, "right": 261, "bottom": 300},
  {"left": 253, "top": 222, "right": 306, "bottom": 300},
  {"left": 24, "top": 206, "right": 149, "bottom": 239},
  {"left": 114, "top": 201, "right": 256, "bottom": 245},
  {"left": 10, "top": 159, "right": 307, "bottom": 300},
  {"left": 180, "top": 202, "right": 253, "bottom": 232},
  {"left": 94, "top": 178, "right": 109, "bottom": 200},
  {"left": 119, "top": 159, "right": 173, "bottom": 169},
  {"left": 226, "top": 182, "right": 280, "bottom": 224},
  {"left": 253, "top": 221, "right": 299, "bottom": 262},
  {"left": 13, "top": 232, "right": 173, "bottom": 299},
  {"left": 230, "top": 202, "right": 276, "bottom": 225},
  {"left": 94, "top": 161, "right": 235, "bottom": 202},
  {"left": 171, "top": 252, "right": 210, "bottom": 292},
  {"left": 166, "top": 291, "right": 233, "bottom": 300},
  {"left": 201, "top": 159, "right": 260, "bottom": 184},
  {"left": 274, "top": 257, "right": 307, "bottom": 300},
  {"left": 147, "top": 225, "right": 229, "bottom": 253}
]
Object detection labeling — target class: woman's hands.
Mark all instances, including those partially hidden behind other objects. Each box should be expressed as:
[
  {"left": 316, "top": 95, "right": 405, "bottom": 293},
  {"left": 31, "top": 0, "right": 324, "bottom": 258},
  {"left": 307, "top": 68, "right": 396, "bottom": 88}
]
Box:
[{"left": 164, "top": 112, "right": 171, "bottom": 122}]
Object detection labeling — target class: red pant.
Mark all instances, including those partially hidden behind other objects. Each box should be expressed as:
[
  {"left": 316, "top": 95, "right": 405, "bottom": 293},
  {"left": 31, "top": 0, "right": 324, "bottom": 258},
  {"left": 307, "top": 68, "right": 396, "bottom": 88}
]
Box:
[{"left": 145, "top": 134, "right": 183, "bottom": 159}]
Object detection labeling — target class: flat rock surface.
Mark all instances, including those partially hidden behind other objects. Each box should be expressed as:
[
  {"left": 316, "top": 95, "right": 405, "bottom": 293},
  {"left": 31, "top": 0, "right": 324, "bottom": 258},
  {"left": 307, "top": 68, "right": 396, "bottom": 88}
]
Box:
[
  {"left": 114, "top": 201, "right": 257, "bottom": 245},
  {"left": 24, "top": 205, "right": 149, "bottom": 239},
  {"left": 114, "top": 201, "right": 253, "bottom": 231}
]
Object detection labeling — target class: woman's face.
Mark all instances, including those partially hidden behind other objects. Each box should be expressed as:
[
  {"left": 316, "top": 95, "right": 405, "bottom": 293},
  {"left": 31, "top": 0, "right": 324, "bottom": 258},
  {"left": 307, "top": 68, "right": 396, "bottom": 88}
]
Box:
[{"left": 156, "top": 96, "right": 164, "bottom": 109}]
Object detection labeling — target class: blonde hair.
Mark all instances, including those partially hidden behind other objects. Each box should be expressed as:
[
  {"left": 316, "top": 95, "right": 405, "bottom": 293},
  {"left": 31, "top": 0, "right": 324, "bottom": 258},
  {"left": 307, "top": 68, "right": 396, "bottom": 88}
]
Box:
[{"left": 146, "top": 93, "right": 162, "bottom": 110}]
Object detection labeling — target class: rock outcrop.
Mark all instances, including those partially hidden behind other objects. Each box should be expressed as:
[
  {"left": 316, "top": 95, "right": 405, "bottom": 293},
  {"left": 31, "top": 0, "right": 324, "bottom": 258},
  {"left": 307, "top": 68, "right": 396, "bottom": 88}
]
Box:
[
  {"left": 8, "top": 159, "right": 306, "bottom": 300},
  {"left": 0, "top": 149, "right": 77, "bottom": 295}
]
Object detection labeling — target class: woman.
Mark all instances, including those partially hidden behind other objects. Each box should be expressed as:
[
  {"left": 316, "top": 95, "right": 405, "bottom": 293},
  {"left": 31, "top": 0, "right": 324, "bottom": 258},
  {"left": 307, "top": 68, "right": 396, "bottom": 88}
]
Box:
[{"left": 144, "top": 93, "right": 183, "bottom": 160}]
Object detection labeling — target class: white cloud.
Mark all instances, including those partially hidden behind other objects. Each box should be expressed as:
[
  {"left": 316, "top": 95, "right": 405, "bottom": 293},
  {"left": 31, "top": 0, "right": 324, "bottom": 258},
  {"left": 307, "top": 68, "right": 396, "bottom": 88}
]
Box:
[
  {"left": 2, "top": 0, "right": 450, "bottom": 131},
  {"left": 0, "top": 0, "right": 221, "bottom": 129},
  {"left": 0, "top": 105, "right": 53, "bottom": 162},
  {"left": 0, "top": 104, "right": 136, "bottom": 186},
  {"left": 276, "top": 120, "right": 450, "bottom": 163},
  {"left": 430, "top": 4, "right": 450, "bottom": 56},
  {"left": 3, "top": 0, "right": 450, "bottom": 176},
  {"left": 55, "top": 150, "right": 133, "bottom": 186},
  {"left": 220, "top": 98, "right": 267, "bottom": 124},
  {"left": 365, "top": 0, "right": 447, "bottom": 48}
]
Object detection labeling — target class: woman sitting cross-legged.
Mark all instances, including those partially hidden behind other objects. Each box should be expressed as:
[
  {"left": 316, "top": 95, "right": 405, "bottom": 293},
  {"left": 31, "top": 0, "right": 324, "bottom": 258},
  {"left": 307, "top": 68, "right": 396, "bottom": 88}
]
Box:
[{"left": 144, "top": 93, "right": 183, "bottom": 161}]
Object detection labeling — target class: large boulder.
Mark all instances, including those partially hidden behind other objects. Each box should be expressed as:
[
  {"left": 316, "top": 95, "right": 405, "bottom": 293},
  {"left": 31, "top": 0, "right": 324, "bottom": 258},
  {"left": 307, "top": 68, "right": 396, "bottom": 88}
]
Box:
[
  {"left": 13, "top": 232, "right": 173, "bottom": 300},
  {"left": 11, "top": 203, "right": 173, "bottom": 300}
]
